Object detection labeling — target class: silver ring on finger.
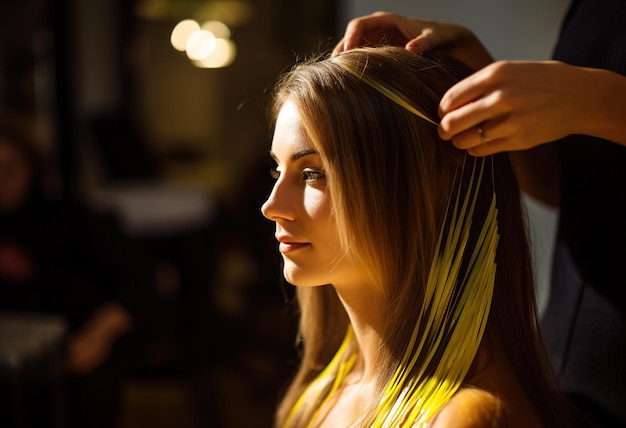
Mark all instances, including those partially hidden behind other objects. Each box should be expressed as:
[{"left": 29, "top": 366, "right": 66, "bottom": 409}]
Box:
[{"left": 477, "top": 124, "right": 488, "bottom": 145}]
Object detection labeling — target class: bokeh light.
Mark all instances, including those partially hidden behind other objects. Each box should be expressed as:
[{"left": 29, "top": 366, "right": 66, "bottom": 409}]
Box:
[
  {"left": 192, "top": 38, "right": 237, "bottom": 68},
  {"left": 170, "top": 19, "right": 200, "bottom": 51},
  {"left": 185, "top": 30, "right": 217, "bottom": 60},
  {"left": 171, "top": 18, "right": 235, "bottom": 68},
  {"left": 201, "top": 20, "right": 231, "bottom": 39}
]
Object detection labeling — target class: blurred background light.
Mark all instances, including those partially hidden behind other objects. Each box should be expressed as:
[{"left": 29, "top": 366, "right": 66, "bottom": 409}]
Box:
[
  {"left": 171, "top": 18, "right": 234, "bottom": 68},
  {"left": 192, "top": 38, "right": 236, "bottom": 68},
  {"left": 185, "top": 29, "right": 217, "bottom": 60},
  {"left": 170, "top": 19, "right": 200, "bottom": 51},
  {"left": 201, "top": 20, "right": 231, "bottom": 39}
]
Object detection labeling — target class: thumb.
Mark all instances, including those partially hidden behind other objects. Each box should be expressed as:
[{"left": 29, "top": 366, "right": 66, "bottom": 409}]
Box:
[{"left": 405, "top": 34, "right": 431, "bottom": 53}]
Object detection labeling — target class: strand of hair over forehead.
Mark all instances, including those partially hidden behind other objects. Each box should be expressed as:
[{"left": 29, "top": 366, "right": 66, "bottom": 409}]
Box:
[
  {"left": 282, "top": 54, "right": 500, "bottom": 426},
  {"left": 335, "top": 55, "right": 439, "bottom": 126}
]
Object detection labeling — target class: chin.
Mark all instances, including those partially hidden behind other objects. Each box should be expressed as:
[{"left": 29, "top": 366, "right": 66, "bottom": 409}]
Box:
[{"left": 282, "top": 265, "right": 325, "bottom": 288}]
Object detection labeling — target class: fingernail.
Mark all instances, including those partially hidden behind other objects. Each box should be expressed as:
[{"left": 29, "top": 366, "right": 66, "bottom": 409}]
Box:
[{"left": 406, "top": 42, "right": 422, "bottom": 52}]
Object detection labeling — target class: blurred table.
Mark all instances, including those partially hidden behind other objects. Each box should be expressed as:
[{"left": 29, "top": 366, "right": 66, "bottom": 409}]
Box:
[{"left": 87, "top": 182, "right": 216, "bottom": 237}]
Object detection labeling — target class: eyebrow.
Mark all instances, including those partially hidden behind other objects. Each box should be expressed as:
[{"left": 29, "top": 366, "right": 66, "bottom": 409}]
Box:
[{"left": 269, "top": 148, "right": 320, "bottom": 162}]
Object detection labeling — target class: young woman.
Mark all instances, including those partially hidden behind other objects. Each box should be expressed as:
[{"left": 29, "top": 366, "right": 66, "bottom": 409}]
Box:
[{"left": 262, "top": 47, "right": 578, "bottom": 427}]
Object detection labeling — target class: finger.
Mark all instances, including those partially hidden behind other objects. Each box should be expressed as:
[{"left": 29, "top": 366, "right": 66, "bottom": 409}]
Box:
[
  {"left": 438, "top": 95, "right": 495, "bottom": 141},
  {"left": 332, "top": 38, "right": 346, "bottom": 56},
  {"left": 341, "top": 15, "right": 386, "bottom": 51},
  {"left": 341, "top": 13, "right": 413, "bottom": 52},
  {"left": 467, "top": 138, "right": 511, "bottom": 157},
  {"left": 438, "top": 68, "right": 493, "bottom": 118},
  {"left": 450, "top": 121, "right": 499, "bottom": 151},
  {"left": 405, "top": 33, "right": 431, "bottom": 53}
]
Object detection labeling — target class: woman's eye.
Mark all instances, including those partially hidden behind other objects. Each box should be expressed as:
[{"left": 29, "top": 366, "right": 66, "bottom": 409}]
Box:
[{"left": 302, "top": 168, "right": 325, "bottom": 183}]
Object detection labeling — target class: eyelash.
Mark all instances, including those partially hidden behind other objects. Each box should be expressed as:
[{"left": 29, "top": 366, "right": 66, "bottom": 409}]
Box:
[
  {"left": 268, "top": 167, "right": 326, "bottom": 183},
  {"left": 302, "top": 168, "right": 325, "bottom": 183}
]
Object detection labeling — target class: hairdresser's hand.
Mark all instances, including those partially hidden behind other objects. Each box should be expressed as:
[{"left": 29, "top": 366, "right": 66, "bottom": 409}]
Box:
[
  {"left": 437, "top": 60, "right": 626, "bottom": 156},
  {"left": 333, "top": 11, "right": 493, "bottom": 70}
]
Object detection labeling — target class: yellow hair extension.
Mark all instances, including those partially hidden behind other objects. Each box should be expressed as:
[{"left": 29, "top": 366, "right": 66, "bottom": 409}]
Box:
[
  {"left": 372, "top": 160, "right": 498, "bottom": 427},
  {"left": 283, "top": 325, "right": 358, "bottom": 428}
]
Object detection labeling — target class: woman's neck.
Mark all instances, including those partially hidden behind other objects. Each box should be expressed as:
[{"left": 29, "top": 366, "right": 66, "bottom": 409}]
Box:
[{"left": 333, "top": 283, "right": 388, "bottom": 386}]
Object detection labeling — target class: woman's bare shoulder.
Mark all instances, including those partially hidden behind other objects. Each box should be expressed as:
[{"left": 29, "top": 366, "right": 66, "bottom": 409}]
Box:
[
  {"left": 429, "top": 387, "right": 543, "bottom": 428},
  {"left": 429, "top": 388, "right": 503, "bottom": 428}
]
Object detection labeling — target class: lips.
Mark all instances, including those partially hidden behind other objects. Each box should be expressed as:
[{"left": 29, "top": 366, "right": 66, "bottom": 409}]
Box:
[
  {"left": 276, "top": 235, "right": 310, "bottom": 253},
  {"left": 279, "top": 242, "right": 310, "bottom": 253}
]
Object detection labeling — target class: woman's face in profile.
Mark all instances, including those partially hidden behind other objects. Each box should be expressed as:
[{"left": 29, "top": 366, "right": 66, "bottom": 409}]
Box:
[
  {"left": 262, "top": 102, "right": 361, "bottom": 289},
  {"left": 0, "top": 140, "right": 32, "bottom": 213}
]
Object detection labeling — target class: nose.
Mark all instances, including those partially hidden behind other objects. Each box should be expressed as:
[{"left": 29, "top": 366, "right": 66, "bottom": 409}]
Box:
[{"left": 261, "top": 179, "right": 296, "bottom": 222}]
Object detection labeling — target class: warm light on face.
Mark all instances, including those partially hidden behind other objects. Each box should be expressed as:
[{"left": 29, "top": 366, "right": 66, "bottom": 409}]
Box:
[{"left": 262, "top": 102, "right": 360, "bottom": 289}]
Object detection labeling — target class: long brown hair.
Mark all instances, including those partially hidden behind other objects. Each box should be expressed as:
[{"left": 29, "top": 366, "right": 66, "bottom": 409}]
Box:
[{"left": 270, "top": 46, "right": 571, "bottom": 426}]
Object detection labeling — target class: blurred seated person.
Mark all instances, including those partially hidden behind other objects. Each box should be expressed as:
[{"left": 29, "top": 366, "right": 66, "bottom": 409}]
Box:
[{"left": 0, "top": 123, "right": 153, "bottom": 428}]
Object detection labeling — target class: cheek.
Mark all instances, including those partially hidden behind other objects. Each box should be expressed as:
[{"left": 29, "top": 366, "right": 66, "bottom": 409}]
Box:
[
  {"left": 305, "top": 189, "right": 343, "bottom": 250},
  {"left": 313, "top": 207, "right": 344, "bottom": 263},
  {"left": 303, "top": 187, "right": 330, "bottom": 219},
  {"left": 306, "top": 192, "right": 339, "bottom": 250}
]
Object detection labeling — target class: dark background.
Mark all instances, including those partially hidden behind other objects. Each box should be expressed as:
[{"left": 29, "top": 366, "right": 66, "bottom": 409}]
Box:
[{"left": 0, "top": 0, "right": 339, "bottom": 427}]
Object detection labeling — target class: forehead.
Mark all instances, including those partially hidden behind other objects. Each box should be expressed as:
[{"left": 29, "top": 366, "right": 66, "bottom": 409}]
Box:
[{"left": 272, "top": 101, "right": 315, "bottom": 155}]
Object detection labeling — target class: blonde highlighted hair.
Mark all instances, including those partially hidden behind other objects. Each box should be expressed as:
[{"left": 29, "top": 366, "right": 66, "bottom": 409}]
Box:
[{"left": 270, "top": 47, "right": 570, "bottom": 427}]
